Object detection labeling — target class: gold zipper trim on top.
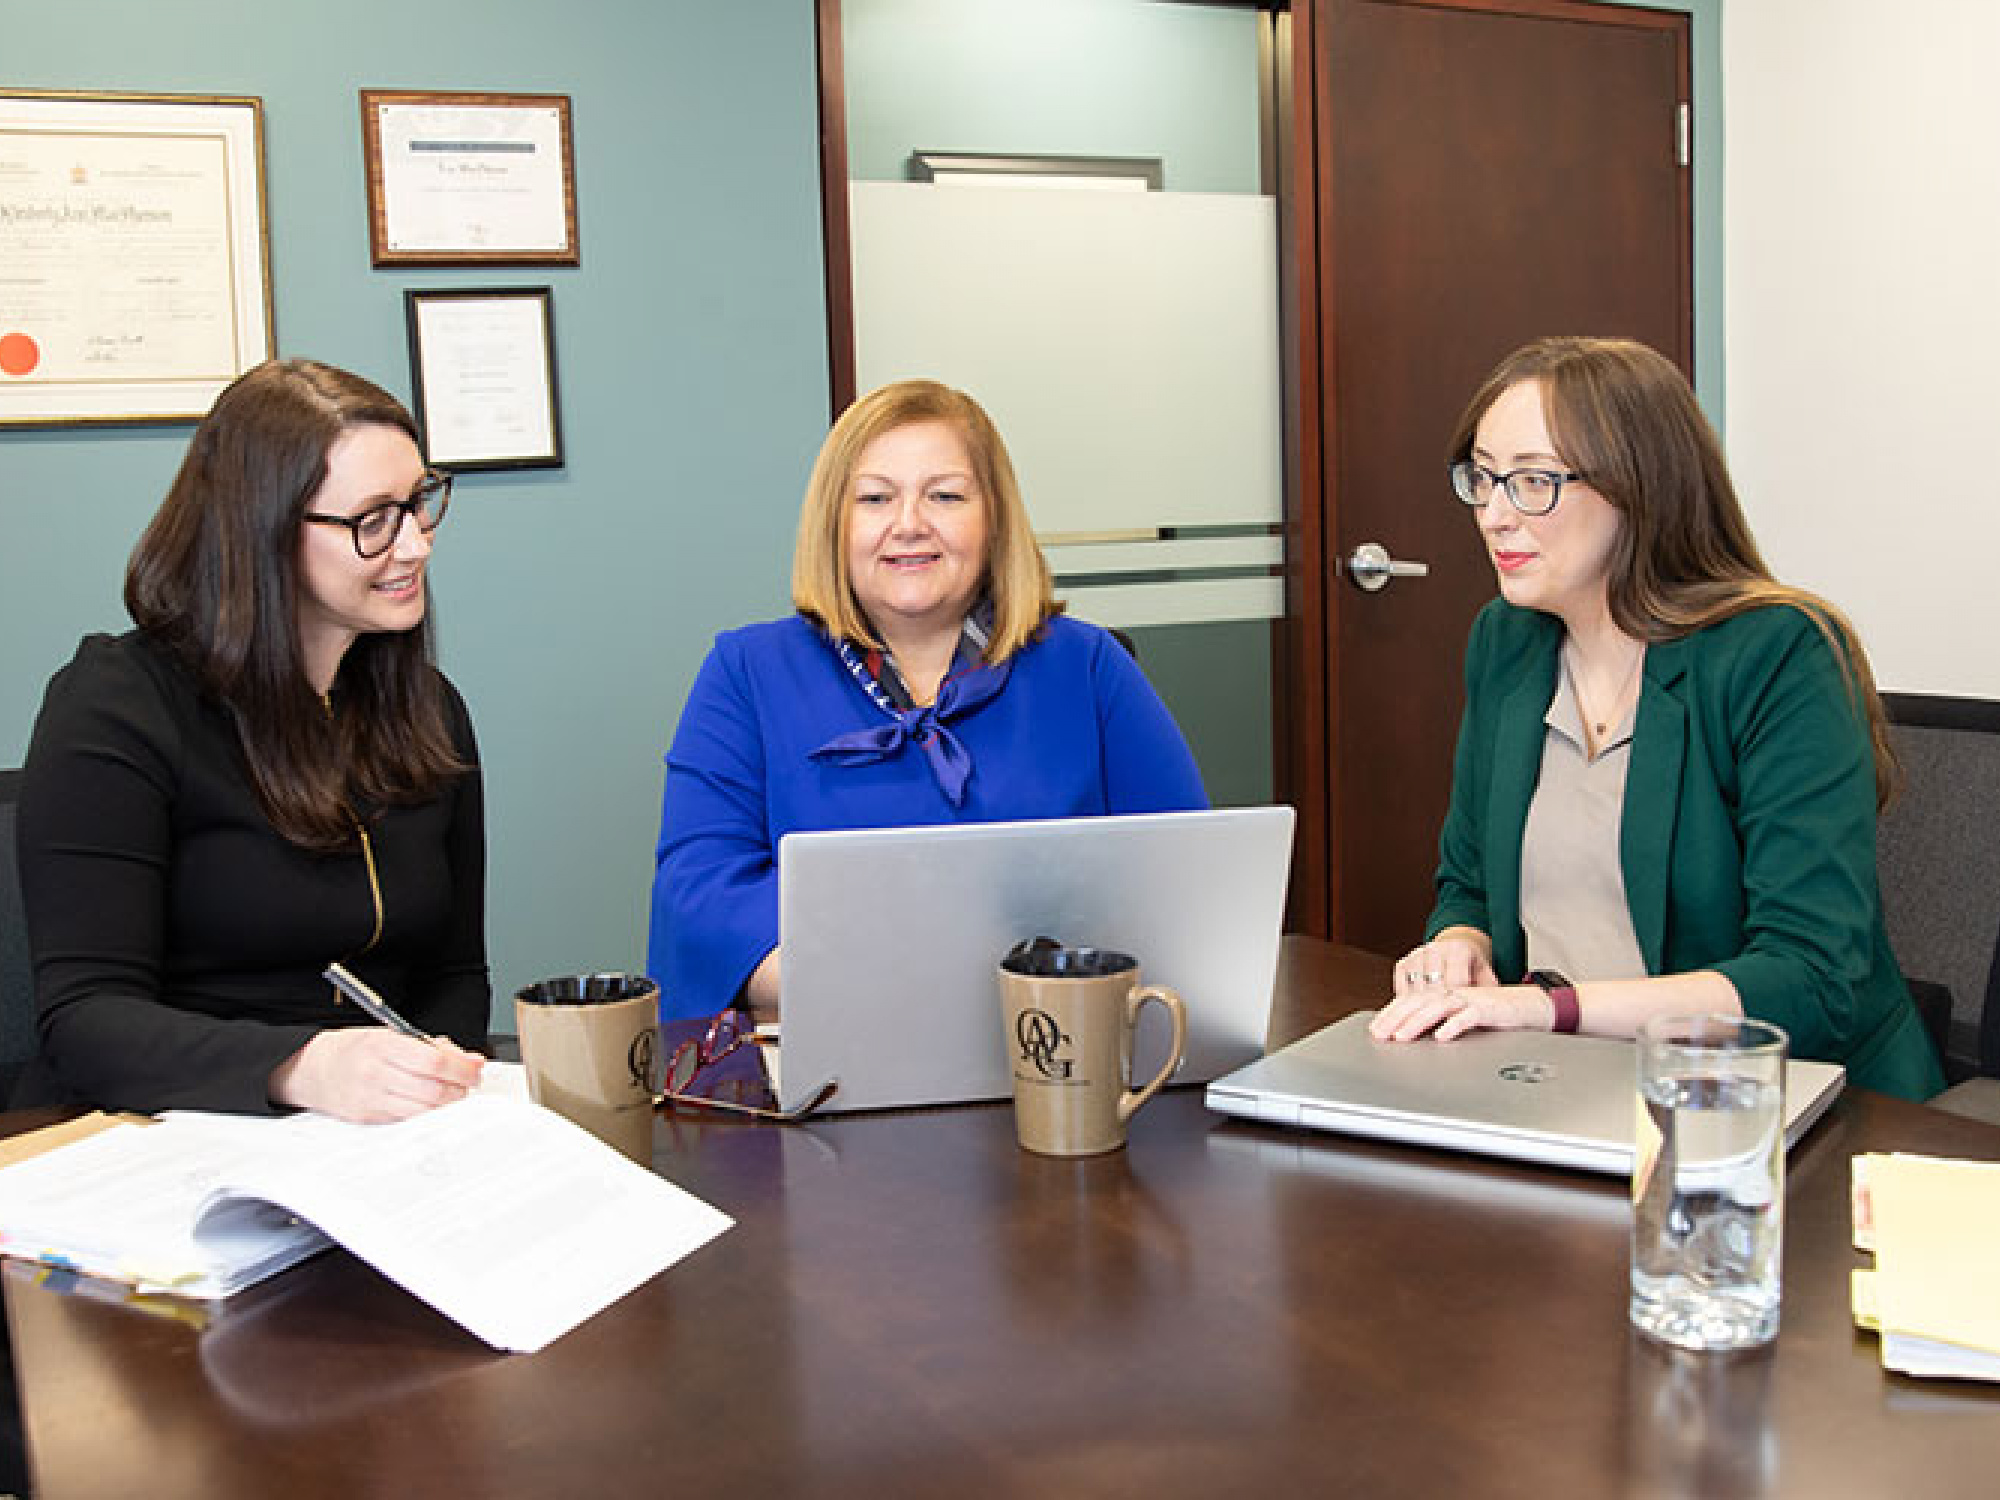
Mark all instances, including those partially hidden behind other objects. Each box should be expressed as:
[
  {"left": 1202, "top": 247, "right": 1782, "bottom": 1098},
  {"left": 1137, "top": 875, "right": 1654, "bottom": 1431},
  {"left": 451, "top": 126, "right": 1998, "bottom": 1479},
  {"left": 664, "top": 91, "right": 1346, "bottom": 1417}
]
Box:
[
  {"left": 352, "top": 821, "right": 385, "bottom": 955},
  {"left": 321, "top": 691, "right": 385, "bottom": 958}
]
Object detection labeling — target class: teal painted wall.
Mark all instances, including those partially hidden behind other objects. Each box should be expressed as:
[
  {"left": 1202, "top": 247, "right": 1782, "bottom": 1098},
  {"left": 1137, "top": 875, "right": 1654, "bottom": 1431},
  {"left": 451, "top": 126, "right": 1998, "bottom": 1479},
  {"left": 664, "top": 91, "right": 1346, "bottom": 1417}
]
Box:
[{"left": 2, "top": 0, "right": 830, "bottom": 1020}]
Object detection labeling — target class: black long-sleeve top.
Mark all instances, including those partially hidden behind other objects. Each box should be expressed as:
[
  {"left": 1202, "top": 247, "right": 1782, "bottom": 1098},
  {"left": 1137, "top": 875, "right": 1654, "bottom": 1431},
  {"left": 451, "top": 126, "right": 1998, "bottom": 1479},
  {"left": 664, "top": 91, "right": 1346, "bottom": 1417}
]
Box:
[{"left": 14, "top": 631, "right": 490, "bottom": 1114}]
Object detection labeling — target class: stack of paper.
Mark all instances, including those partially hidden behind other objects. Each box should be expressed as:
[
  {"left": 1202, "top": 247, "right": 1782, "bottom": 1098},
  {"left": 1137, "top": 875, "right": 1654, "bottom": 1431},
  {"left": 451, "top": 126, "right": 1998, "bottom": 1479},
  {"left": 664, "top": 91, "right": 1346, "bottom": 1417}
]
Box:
[
  {"left": 0, "top": 1066, "right": 734, "bottom": 1353},
  {"left": 0, "top": 1113, "right": 333, "bottom": 1297},
  {"left": 1851, "top": 1152, "right": 2000, "bottom": 1381}
]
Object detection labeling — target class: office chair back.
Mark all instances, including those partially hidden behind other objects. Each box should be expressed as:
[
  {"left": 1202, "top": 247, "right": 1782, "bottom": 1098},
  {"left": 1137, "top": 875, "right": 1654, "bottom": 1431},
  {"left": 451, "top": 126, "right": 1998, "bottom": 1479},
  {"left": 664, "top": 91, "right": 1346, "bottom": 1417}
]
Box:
[
  {"left": 1876, "top": 694, "right": 2000, "bottom": 1083},
  {"left": 0, "top": 770, "right": 40, "bottom": 1101}
]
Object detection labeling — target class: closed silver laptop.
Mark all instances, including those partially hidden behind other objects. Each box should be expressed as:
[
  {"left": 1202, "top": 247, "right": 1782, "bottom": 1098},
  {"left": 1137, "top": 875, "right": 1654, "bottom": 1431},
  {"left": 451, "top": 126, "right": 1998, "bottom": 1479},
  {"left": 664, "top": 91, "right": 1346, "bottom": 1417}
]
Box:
[
  {"left": 1204, "top": 1011, "right": 1844, "bottom": 1175},
  {"left": 775, "top": 807, "right": 1294, "bottom": 1114}
]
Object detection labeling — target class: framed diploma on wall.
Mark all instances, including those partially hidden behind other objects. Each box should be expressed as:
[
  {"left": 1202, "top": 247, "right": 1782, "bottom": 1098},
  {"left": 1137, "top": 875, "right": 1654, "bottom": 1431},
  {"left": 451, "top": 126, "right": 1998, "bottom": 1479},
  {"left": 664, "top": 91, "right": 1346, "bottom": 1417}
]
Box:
[
  {"left": 0, "top": 90, "right": 274, "bottom": 426},
  {"left": 362, "top": 91, "right": 580, "bottom": 265},
  {"left": 405, "top": 286, "right": 564, "bottom": 471}
]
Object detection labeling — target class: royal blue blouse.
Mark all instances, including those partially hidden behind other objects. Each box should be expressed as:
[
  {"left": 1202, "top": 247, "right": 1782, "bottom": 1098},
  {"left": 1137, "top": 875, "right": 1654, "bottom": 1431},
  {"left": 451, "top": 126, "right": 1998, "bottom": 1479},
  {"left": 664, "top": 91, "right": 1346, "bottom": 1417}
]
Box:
[{"left": 646, "top": 614, "right": 1207, "bottom": 1018}]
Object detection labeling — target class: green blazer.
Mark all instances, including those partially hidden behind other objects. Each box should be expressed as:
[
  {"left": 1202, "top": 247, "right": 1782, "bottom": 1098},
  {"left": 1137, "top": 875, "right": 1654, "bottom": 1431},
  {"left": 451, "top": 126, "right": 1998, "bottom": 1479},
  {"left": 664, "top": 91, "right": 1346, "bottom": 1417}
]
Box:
[{"left": 1427, "top": 600, "right": 1942, "bottom": 1101}]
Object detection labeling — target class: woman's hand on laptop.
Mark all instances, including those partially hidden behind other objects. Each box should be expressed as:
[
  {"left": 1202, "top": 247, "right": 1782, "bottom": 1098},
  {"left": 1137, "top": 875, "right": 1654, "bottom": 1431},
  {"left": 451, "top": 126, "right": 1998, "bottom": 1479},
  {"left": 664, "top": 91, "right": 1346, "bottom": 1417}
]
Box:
[
  {"left": 1389, "top": 928, "right": 1495, "bottom": 997},
  {"left": 1373, "top": 928, "right": 1515, "bottom": 1042},
  {"left": 1369, "top": 983, "right": 1552, "bottom": 1044}
]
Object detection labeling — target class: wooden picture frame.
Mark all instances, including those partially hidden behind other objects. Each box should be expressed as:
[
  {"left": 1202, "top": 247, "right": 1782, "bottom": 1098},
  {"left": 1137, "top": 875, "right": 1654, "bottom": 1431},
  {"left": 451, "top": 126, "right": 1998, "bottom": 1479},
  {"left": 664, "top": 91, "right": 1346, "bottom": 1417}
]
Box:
[{"left": 361, "top": 90, "right": 579, "bottom": 266}]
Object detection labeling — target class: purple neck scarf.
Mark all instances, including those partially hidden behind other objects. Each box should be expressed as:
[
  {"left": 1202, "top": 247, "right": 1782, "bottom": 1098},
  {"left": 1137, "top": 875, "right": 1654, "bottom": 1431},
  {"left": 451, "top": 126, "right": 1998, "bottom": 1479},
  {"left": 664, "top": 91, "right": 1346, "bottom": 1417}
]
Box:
[{"left": 809, "top": 606, "right": 1009, "bottom": 807}]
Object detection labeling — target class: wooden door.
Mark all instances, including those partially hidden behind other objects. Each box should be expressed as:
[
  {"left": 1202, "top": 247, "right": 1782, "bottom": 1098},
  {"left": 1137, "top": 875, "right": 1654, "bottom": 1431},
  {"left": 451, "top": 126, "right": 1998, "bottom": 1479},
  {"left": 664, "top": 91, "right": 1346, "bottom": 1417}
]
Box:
[{"left": 1279, "top": 0, "right": 1692, "bottom": 952}]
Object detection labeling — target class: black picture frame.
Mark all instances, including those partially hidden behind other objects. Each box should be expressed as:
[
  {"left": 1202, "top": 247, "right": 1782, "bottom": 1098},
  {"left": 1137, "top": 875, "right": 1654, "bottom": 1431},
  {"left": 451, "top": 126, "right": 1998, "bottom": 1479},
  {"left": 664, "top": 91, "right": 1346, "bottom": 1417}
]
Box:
[{"left": 404, "top": 286, "right": 564, "bottom": 472}]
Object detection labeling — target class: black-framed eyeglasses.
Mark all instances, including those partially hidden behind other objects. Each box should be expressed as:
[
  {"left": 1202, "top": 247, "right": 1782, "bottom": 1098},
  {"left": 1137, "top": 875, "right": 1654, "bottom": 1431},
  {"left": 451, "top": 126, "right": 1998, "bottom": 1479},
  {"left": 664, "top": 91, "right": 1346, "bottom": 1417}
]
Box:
[
  {"left": 303, "top": 471, "right": 453, "bottom": 558},
  {"left": 654, "top": 1009, "right": 836, "bottom": 1124},
  {"left": 1449, "top": 460, "right": 1582, "bottom": 518}
]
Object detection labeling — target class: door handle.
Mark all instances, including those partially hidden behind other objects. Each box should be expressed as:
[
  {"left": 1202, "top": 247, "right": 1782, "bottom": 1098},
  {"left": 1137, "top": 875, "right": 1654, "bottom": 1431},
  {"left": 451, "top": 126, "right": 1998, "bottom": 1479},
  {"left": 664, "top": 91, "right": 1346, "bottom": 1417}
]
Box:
[{"left": 1345, "top": 542, "right": 1430, "bottom": 592}]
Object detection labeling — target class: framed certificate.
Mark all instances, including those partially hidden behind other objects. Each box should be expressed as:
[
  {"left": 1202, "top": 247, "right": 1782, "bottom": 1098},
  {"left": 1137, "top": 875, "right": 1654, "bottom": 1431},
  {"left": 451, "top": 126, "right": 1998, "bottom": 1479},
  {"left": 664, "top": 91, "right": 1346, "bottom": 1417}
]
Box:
[
  {"left": 405, "top": 286, "right": 563, "bottom": 471},
  {"left": 362, "top": 91, "right": 579, "bottom": 265},
  {"left": 0, "top": 89, "right": 273, "bottom": 426}
]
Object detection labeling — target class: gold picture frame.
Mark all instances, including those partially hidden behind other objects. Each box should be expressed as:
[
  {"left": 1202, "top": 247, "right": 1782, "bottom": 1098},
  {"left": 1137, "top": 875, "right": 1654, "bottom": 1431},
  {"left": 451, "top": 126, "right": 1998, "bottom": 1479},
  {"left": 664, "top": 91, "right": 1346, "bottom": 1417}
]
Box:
[{"left": 0, "top": 89, "right": 274, "bottom": 427}]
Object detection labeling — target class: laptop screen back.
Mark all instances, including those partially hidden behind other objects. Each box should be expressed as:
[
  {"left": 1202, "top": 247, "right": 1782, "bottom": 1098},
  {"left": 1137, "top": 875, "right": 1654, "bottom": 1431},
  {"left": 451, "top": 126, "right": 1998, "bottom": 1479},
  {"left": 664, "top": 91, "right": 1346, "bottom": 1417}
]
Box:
[{"left": 777, "top": 807, "right": 1294, "bottom": 1114}]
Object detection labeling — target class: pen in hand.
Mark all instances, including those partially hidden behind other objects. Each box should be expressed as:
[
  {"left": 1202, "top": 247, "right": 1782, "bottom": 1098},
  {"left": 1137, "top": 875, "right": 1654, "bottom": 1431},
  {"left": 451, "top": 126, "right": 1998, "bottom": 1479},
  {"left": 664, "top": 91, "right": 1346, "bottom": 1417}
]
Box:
[{"left": 323, "top": 963, "right": 430, "bottom": 1040}]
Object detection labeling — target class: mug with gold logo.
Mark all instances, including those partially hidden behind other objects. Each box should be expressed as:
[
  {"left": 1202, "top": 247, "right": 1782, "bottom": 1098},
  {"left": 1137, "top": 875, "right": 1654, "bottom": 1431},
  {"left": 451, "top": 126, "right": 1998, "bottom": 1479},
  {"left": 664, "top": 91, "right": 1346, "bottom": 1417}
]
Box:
[
  {"left": 514, "top": 973, "right": 660, "bottom": 1165},
  {"left": 996, "top": 940, "right": 1188, "bottom": 1157}
]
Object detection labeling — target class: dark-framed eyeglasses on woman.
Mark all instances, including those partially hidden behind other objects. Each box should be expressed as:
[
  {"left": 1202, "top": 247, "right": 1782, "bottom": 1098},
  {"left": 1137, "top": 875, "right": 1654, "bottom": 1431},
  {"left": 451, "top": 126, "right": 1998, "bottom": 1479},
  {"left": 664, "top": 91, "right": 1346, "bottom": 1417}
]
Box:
[
  {"left": 1448, "top": 460, "right": 1582, "bottom": 517},
  {"left": 303, "top": 470, "right": 454, "bottom": 558}
]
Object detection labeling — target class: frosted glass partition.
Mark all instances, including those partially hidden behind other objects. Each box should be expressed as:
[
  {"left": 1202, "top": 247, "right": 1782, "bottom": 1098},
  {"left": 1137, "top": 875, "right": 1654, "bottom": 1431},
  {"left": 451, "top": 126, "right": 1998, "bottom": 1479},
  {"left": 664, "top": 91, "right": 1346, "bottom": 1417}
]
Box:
[{"left": 850, "top": 181, "right": 1282, "bottom": 628}]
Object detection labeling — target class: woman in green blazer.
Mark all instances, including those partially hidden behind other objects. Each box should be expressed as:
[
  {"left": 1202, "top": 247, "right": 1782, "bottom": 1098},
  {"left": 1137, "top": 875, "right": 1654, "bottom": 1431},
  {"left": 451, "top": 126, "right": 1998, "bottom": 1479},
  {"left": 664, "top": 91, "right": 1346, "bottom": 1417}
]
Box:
[{"left": 1371, "top": 338, "right": 1941, "bottom": 1101}]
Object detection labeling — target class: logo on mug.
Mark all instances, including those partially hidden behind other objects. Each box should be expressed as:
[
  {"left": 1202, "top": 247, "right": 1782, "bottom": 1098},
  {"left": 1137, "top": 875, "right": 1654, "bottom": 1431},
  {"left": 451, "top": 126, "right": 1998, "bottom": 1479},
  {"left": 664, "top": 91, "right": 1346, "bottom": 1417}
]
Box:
[
  {"left": 1015, "top": 1009, "right": 1073, "bottom": 1080},
  {"left": 628, "top": 1026, "right": 658, "bottom": 1092}
]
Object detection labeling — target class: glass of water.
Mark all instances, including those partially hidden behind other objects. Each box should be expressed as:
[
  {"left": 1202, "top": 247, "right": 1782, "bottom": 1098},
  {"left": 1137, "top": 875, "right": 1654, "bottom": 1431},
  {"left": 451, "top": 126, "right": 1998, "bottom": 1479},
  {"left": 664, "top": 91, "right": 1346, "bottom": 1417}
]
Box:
[{"left": 1631, "top": 1014, "right": 1789, "bottom": 1351}]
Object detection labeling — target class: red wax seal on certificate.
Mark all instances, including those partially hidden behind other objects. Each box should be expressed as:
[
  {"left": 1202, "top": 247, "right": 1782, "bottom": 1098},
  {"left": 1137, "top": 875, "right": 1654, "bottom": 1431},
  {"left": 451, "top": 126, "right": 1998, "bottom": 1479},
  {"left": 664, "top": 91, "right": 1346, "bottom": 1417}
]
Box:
[{"left": 0, "top": 333, "right": 40, "bottom": 378}]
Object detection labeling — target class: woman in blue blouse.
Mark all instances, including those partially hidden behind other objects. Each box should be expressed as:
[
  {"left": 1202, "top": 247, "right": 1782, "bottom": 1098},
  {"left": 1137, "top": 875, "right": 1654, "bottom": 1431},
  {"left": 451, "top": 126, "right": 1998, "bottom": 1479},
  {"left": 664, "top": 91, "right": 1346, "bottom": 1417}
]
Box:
[{"left": 647, "top": 380, "right": 1207, "bottom": 1021}]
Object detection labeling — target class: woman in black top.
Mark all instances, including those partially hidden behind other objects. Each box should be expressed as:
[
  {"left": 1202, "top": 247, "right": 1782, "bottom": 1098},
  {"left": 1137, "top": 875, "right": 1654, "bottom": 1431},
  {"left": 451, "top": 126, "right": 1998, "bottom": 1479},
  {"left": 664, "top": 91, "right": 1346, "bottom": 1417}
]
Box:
[{"left": 15, "top": 359, "right": 487, "bottom": 1120}]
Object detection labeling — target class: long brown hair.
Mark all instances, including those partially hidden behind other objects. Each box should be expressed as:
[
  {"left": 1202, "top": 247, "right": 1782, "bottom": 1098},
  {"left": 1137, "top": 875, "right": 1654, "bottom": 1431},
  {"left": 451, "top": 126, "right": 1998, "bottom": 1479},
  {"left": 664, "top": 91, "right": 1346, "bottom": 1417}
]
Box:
[
  {"left": 126, "top": 358, "right": 465, "bottom": 850},
  {"left": 1448, "top": 337, "right": 1897, "bottom": 804},
  {"left": 791, "top": 379, "right": 1057, "bottom": 660}
]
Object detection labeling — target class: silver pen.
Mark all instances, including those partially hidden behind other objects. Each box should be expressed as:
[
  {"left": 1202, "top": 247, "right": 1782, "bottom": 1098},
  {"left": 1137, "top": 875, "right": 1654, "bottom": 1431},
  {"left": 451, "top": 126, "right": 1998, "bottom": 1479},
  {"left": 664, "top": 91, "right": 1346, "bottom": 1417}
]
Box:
[{"left": 323, "top": 962, "right": 430, "bottom": 1040}]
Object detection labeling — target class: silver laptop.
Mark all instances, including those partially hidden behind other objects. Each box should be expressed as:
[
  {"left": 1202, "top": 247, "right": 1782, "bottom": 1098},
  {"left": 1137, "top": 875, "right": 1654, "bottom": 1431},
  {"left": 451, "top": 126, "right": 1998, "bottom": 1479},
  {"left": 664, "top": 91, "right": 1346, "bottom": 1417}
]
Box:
[
  {"left": 1204, "top": 1011, "right": 1845, "bottom": 1175},
  {"left": 774, "top": 806, "right": 1294, "bottom": 1114}
]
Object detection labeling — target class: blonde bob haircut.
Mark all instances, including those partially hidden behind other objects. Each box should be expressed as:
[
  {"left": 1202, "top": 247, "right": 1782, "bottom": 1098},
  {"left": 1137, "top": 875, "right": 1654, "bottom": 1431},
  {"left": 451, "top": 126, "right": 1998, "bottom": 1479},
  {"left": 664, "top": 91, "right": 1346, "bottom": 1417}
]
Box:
[
  {"left": 791, "top": 379, "right": 1057, "bottom": 662},
  {"left": 1449, "top": 336, "right": 1897, "bottom": 806}
]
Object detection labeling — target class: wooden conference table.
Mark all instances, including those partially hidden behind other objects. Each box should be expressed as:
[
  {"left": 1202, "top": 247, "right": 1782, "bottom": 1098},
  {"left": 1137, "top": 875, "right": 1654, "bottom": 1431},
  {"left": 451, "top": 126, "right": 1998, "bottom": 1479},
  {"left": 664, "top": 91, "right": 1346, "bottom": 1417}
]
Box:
[{"left": 6, "top": 938, "right": 2000, "bottom": 1499}]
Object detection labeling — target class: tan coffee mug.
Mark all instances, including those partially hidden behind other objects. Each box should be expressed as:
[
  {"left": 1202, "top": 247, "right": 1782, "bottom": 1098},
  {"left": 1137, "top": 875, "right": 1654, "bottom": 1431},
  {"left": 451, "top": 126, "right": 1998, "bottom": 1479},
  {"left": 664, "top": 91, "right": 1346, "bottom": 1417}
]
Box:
[
  {"left": 997, "top": 944, "right": 1188, "bottom": 1157},
  {"left": 514, "top": 973, "right": 660, "bottom": 1165}
]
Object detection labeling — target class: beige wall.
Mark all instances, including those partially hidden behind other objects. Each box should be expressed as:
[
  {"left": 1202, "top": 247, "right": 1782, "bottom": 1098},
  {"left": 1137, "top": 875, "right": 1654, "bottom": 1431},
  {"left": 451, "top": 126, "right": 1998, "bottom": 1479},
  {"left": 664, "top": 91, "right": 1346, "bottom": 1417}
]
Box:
[{"left": 1725, "top": 0, "right": 2000, "bottom": 696}]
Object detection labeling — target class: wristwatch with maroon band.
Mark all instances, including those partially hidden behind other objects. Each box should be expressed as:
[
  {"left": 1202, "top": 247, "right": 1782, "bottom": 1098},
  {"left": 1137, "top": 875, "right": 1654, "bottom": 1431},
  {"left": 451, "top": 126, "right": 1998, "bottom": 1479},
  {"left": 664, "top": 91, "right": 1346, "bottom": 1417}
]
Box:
[{"left": 1526, "top": 969, "right": 1580, "bottom": 1034}]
